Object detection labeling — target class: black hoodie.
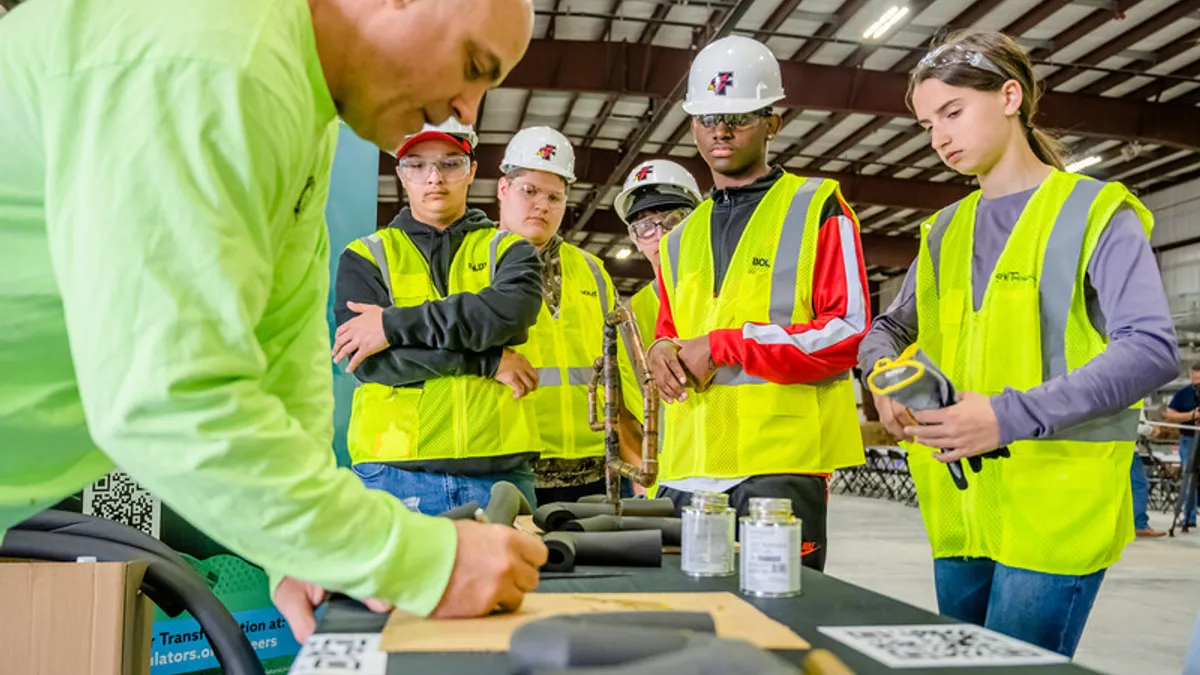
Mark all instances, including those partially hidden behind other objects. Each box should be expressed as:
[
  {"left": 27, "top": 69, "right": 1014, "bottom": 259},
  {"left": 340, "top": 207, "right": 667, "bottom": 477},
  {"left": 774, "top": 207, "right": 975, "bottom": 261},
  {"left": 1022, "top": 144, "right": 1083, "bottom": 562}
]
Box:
[
  {"left": 333, "top": 207, "right": 543, "bottom": 475},
  {"left": 707, "top": 166, "right": 845, "bottom": 293}
]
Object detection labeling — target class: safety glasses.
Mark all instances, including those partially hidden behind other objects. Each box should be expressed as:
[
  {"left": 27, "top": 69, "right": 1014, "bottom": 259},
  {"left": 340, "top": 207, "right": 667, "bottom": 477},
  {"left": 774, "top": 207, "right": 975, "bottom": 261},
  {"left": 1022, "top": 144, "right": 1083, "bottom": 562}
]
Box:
[
  {"left": 629, "top": 207, "right": 689, "bottom": 240},
  {"left": 691, "top": 108, "right": 773, "bottom": 130},
  {"left": 397, "top": 155, "right": 472, "bottom": 180},
  {"left": 510, "top": 180, "right": 568, "bottom": 209},
  {"left": 915, "top": 43, "right": 1009, "bottom": 80}
]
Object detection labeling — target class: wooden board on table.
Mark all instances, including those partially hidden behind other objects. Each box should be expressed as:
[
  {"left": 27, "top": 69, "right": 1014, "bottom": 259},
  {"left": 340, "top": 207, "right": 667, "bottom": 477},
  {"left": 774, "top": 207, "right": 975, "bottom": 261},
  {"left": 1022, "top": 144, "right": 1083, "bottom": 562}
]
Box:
[{"left": 380, "top": 592, "right": 809, "bottom": 652}]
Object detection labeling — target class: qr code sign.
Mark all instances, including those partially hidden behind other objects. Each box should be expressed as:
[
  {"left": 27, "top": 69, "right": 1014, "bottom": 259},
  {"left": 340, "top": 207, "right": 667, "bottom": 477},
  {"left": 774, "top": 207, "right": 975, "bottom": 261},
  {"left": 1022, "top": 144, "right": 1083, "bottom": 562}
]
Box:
[
  {"left": 818, "top": 624, "right": 1070, "bottom": 668},
  {"left": 291, "top": 634, "right": 386, "bottom": 674},
  {"left": 83, "top": 470, "right": 161, "bottom": 539}
]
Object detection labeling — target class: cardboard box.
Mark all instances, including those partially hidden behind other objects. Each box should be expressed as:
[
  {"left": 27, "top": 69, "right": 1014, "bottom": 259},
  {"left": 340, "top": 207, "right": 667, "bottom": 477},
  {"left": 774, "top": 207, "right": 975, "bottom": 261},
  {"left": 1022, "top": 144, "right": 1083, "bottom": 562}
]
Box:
[
  {"left": 0, "top": 559, "right": 153, "bottom": 675},
  {"left": 53, "top": 471, "right": 302, "bottom": 675}
]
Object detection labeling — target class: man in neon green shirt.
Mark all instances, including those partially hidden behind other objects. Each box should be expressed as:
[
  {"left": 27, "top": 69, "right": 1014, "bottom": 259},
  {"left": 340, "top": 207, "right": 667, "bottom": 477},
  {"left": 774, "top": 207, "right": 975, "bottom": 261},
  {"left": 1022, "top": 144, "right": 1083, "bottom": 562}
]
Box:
[{"left": 0, "top": 0, "right": 544, "bottom": 640}]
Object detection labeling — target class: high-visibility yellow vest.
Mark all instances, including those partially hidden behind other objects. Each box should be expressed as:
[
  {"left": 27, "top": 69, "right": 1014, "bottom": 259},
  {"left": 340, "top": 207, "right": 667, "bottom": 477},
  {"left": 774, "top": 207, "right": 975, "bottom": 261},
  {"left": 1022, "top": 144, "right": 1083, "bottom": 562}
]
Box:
[
  {"left": 345, "top": 227, "right": 542, "bottom": 465},
  {"left": 515, "top": 243, "right": 616, "bottom": 461},
  {"left": 658, "top": 174, "right": 865, "bottom": 480},
  {"left": 620, "top": 282, "right": 661, "bottom": 427},
  {"left": 910, "top": 169, "right": 1152, "bottom": 576}
]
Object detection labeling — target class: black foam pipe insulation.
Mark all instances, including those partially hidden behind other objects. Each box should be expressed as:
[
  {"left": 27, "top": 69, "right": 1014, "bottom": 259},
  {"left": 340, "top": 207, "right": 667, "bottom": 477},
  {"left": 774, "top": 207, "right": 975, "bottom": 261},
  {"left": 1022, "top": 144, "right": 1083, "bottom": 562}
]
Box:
[
  {"left": 509, "top": 614, "right": 799, "bottom": 675},
  {"left": 485, "top": 481, "right": 532, "bottom": 527},
  {"left": 533, "top": 499, "right": 675, "bottom": 531},
  {"left": 561, "top": 515, "right": 682, "bottom": 547}
]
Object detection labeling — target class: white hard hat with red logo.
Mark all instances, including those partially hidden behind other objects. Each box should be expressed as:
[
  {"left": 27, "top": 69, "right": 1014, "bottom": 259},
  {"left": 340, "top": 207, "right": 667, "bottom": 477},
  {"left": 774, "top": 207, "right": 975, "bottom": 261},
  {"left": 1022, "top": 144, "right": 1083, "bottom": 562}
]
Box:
[
  {"left": 682, "top": 35, "right": 785, "bottom": 115},
  {"left": 500, "top": 126, "right": 577, "bottom": 183},
  {"left": 395, "top": 117, "right": 479, "bottom": 157},
  {"left": 614, "top": 160, "right": 703, "bottom": 224}
]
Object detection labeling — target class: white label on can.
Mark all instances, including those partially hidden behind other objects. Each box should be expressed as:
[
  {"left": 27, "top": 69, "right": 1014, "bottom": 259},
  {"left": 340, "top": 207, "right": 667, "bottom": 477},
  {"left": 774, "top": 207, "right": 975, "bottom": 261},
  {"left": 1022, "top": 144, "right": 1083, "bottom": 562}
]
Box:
[
  {"left": 682, "top": 511, "right": 734, "bottom": 575},
  {"left": 741, "top": 522, "right": 801, "bottom": 595}
]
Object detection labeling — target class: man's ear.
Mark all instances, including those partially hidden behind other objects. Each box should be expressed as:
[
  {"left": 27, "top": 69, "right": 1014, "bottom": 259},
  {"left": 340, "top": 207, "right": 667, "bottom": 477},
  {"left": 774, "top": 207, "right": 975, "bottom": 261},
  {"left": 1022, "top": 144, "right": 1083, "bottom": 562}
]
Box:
[
  {"left": 766, "top": 113, "right": 782, "bottom": 138},
  {"left": 497, "top": 176, "right": 509, "bottom": 200}
]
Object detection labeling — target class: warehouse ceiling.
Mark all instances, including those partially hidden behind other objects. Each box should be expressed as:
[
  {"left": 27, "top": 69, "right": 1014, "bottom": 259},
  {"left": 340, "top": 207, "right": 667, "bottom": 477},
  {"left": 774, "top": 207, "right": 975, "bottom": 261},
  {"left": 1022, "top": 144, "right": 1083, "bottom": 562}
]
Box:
[
  {"left": 5, "top": 0, "right": 1198, "bottom": 299},
  {"left": 379, "top": 0, "right": 1200, "bottom": 298}
]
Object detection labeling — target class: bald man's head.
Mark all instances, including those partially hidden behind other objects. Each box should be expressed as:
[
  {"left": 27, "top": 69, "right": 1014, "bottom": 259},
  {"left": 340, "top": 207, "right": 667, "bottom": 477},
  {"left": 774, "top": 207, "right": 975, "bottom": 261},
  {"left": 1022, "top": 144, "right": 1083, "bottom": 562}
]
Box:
[{"left": 311, "top": 0, "right": 533, "bottom": 150}]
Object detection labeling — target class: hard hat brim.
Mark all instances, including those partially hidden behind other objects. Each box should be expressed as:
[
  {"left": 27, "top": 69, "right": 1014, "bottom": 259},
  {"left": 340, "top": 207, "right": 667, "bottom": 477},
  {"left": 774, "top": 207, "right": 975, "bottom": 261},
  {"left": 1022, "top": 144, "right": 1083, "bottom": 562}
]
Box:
[
  {"left": 680, "top": 95, "right": 786, "bottom": 116},
  {"left": 396, "top": 131, "right": 473, "bottom": 158}
]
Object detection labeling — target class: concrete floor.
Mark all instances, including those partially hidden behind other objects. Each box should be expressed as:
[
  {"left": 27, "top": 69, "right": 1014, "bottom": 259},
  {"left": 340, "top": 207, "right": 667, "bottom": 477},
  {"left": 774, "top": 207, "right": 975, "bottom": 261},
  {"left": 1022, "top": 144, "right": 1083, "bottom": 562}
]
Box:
[{"left": 824, "top": 496, "right": 1200, "bottom": 675}]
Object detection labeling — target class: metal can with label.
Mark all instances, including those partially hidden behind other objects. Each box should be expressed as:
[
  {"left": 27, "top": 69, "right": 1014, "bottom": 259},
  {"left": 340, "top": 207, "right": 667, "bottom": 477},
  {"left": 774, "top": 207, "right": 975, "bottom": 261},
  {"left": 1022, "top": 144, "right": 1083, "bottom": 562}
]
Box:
[
  {"left": 739, "top": 497, "right": 801, "bottom": 597},
  {"left": 681, "top": 490, "right": 736, "bottom": 577}
]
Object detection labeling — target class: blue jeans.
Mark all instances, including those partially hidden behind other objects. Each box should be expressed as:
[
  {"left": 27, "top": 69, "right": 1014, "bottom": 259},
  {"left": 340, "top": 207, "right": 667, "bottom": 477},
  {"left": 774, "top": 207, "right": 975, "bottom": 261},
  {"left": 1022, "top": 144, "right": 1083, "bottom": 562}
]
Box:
[
  {"left": 1131, "top": 451, "right": 1150, "bottom": 530},
  {"left": 1185, "top": 610, "right": 1200, "bottom": 675},
  {"left": 351, "top": 463, "right": 538, "bottom": 516},
  {"left": 1182, "top": 436, "right": 1198, "bottom": 526},
  {"left": 933, "top": 557, "right": 1106, "bottom": 657}
]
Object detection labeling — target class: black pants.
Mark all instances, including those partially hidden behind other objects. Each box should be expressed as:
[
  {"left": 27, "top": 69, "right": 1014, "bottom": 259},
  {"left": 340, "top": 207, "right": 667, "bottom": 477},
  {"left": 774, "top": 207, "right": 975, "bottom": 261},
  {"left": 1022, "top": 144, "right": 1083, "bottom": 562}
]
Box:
[{"left": 658, "top": 474, "right": 829, "bottom": 571}]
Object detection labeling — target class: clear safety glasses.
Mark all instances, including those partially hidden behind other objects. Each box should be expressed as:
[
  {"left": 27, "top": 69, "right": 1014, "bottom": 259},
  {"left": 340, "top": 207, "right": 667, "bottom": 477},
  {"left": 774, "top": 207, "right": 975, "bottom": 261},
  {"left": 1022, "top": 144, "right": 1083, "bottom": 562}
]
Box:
[
  {"left": 915, "top": 43, "right": 1009, "bottom": 80},
  {"left": 397, "top": 155, "right": 472, "bottom": 180},
  {"left": 510, "top": 180, "right": 568, "bottom": 209},
  {"left": 629, "top": 207, "right": 688, "bottom": 240}
]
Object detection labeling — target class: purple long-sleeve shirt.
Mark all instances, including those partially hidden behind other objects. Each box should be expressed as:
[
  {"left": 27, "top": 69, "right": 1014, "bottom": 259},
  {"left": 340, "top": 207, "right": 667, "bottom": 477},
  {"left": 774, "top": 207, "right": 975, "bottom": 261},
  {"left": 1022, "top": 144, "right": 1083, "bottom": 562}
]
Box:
[{"left": 858, "top": 185, "right": 1179, "bottom": 446}]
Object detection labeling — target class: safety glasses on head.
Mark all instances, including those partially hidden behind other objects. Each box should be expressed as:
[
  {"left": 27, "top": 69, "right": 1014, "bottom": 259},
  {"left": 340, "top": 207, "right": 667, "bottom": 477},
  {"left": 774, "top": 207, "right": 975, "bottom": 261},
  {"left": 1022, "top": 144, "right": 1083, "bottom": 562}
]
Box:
[
  {"left": 397, "top": 155, "right": 472, "bottom": 180},
  {"left": 692, "top": 107, "right": 773, "bottom": 130},
  {"left": 629, "top": 207, "right": 689, "bottom": 240},
  {"left": 915, "top": 43, "right": 1008, "bottom": 80}
]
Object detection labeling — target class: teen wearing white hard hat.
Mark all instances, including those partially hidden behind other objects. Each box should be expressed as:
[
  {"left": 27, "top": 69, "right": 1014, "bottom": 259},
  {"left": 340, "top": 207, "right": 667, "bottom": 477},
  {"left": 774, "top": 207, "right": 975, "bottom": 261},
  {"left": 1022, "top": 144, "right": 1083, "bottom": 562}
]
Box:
[
  {"left": 648, "top": 35, "right": 870, "bottom": 572},
  {"left": 498, "top": 127, "right": 643, "bottom": 502}
]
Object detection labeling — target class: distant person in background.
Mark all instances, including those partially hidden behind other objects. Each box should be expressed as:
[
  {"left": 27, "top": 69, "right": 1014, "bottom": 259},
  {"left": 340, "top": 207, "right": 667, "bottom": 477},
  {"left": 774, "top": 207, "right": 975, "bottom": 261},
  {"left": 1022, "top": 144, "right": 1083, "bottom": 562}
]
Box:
[
  {"left": 1162, "top": 362, "right": 1200, "bottom": 529},
  {"left": 1133, "top": 413, "right": 1165, "bottom": 538}
]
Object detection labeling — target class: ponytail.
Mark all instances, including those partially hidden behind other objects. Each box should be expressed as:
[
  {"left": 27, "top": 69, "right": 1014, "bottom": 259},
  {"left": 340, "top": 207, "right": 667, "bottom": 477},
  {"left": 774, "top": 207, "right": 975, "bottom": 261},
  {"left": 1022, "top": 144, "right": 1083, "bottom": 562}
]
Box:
[{"left": 1028, "top": 127, "right": 1065, "bottom": 170}]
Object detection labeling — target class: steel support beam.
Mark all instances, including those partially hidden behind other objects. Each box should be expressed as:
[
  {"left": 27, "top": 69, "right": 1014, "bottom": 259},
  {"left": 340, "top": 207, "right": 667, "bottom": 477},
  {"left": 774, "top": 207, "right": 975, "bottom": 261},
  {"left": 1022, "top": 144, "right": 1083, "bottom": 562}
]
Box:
[
  {"left": 380, "top": 146, "right": 974, "bottom": 211},
  {"left": 502, "top": 40, "right": 1200, "bottom": 150}
]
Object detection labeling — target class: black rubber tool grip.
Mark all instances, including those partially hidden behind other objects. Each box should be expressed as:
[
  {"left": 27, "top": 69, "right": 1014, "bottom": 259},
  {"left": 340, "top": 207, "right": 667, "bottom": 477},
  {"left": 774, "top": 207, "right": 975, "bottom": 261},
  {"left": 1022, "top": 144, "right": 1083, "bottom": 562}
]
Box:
[{"left": 562, "top": 515, "right": 683, "bottom": 547}]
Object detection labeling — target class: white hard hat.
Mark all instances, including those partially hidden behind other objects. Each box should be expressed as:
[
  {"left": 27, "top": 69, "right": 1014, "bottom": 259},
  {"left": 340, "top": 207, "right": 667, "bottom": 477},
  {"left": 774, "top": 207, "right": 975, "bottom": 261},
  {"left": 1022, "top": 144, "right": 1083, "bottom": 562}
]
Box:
[
  {"left": 682, "top": 35, "right": 785, "bottom": 115},
  {"left": 396, "top": 118, "right": 478, "bottom": 157},
  {"left": 500, "top": 126, "right": 576, "bottom": 183},
  {"left": 614, "top": 160, "right": 703, "bottom": 224}
]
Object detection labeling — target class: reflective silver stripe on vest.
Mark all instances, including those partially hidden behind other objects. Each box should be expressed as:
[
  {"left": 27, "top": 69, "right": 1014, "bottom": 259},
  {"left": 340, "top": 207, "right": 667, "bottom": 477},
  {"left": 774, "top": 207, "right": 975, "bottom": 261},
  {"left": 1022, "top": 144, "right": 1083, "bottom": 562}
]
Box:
[
  {"left": 926, "top": 200, "right": 960, "bottom": 293},
  {"left": 582, "top": 253, "right": 609, "bottom": 314},
  {"left": 567, "top": 367, "right": 593, "bottom": 386},
  {"left": 362, "top": 234, "right": 394, "bottom": 304},
  {"left": 713, "top": 365, "right": 768, "bottom": 387},
  {"left": 666, "top": 217, "right": 685, "bottom": 292},
  {"left": 768, "top": 179, "right": 822, "bottom": 325},
  {"left": 536, "top": 366, "right": 594, "bottom": 387},
  {"left": 1039, "top": 179, "right": 1105, "bottom": 382},
  {"left": 1045, "top": 407, "right": 1140, "bottom": 443},
  {"left": 488, "top": 230, "right": 511, "bottom": 282}
]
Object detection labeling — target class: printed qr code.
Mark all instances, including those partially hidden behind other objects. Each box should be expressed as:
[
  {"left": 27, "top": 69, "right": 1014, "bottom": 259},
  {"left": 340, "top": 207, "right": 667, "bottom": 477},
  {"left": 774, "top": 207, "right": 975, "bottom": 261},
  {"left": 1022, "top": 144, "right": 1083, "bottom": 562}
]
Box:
[
  {"left": 83, "top": 470, "right": 161, "bottom": 539},
  {"left": 291, "top": 634, "right": 386, "bottom": 675},
  {"left": 818, "top": 624, "right": 1070, "bottom": 668}
]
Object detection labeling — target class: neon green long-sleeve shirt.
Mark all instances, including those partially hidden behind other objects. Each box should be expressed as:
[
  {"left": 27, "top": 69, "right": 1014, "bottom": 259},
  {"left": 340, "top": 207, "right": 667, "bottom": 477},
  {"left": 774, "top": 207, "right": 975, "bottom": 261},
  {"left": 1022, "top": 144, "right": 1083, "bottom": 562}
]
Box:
[{"left": 0, "top": 0, "right": 456, "bottom": 615}]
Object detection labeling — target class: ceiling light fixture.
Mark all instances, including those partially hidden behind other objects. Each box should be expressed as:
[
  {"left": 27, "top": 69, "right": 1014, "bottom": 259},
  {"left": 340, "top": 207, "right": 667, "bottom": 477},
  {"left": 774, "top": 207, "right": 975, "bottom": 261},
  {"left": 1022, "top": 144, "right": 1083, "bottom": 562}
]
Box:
[
  {"left": 1064, "top": 156, "right": 1102, "bottom": 173},
  {"left": 615, "top": 248, "right": 632, "bottom": 260},
  {"left": 863, "top": 6, "right": 909, "bottom": 40}
]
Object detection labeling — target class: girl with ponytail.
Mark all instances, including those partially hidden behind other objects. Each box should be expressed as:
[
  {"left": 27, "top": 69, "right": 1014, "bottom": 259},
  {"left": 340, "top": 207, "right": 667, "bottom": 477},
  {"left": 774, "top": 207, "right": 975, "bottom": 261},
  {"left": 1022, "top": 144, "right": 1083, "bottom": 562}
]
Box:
[{"left": 859, "top": 30, "right": 1178, "bottom": 657}]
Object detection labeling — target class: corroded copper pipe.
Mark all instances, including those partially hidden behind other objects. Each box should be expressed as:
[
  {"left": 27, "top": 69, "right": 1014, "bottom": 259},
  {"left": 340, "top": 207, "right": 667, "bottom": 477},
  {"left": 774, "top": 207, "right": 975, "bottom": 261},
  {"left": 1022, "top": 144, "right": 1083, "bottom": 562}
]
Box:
[{"left": 588, "top": 305, "right": 660, "bottom": 508}]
